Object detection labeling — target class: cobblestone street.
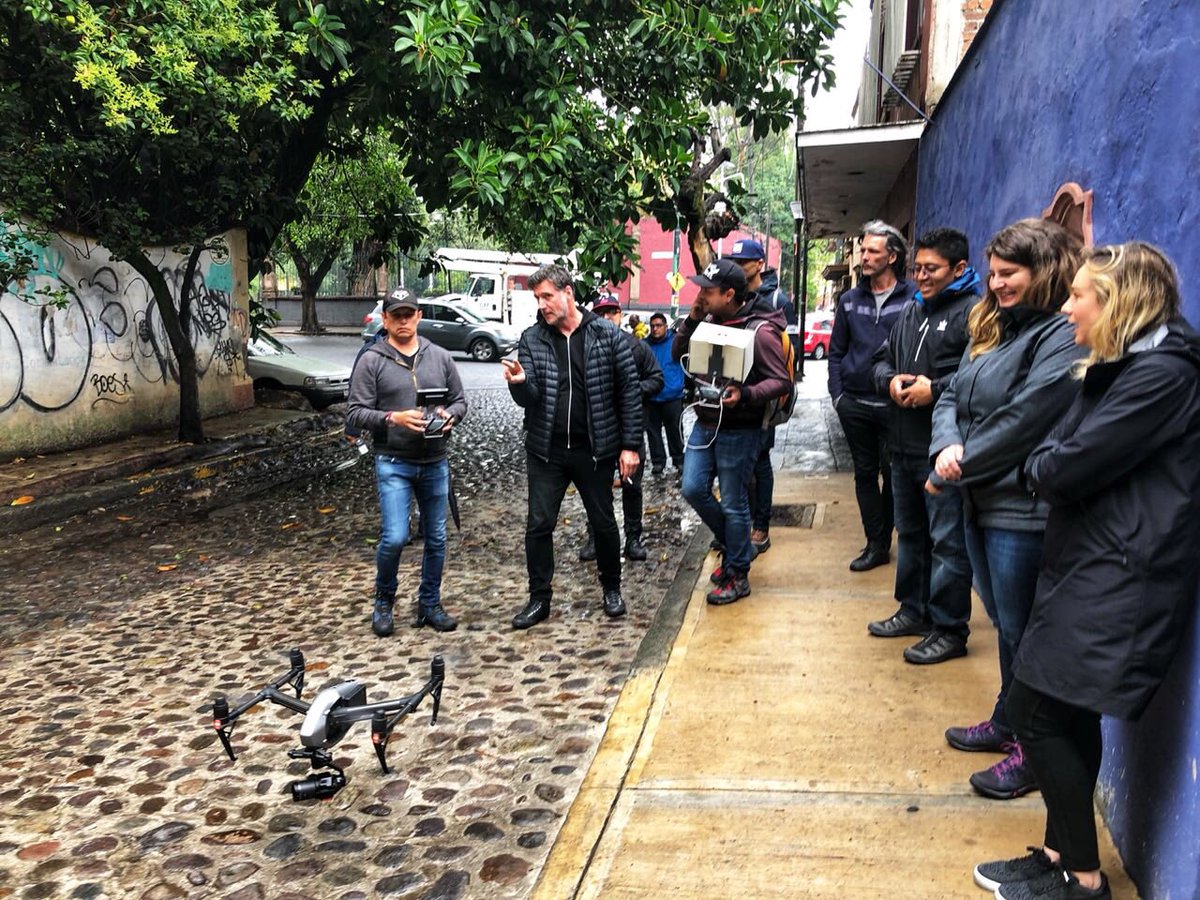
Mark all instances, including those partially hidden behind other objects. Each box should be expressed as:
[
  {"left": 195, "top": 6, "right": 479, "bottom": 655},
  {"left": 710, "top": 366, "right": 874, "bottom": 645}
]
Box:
[{"left": 0, "top": 387, "right": 699, "bottom": 899}]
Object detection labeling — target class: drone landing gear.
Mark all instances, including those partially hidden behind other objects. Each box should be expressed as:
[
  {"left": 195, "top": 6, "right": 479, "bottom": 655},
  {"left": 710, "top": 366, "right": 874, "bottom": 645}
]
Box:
[{"left": 287, "top": 747, "right": 347, "bottom": 801}]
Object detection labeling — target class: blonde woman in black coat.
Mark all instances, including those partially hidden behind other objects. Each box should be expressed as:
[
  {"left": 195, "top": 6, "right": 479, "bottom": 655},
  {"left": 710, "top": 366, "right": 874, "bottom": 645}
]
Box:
[{"left": 973, "top": 242, "right": 1200, "bottom": 900}]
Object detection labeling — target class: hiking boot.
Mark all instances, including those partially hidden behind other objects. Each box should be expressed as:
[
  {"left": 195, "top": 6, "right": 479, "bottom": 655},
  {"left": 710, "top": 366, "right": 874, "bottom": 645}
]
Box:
[
  {"left": 903, "top": 628, "right": 967, "bottom": 664},
  {"left": 709, "top": 542, "right": 758, "bottom": 584},
  {"left": 415, "top": 603, "right": 458, "bottom": 632},
  {"left": 578, "top": 537, "right": 597, "bottom": 561},
  {"left": 946, "top": 719, "right": 1015, "bottom": 753},
  {"left": 372, "top": 595, "right": 395, "bottom": 637},
  {"left": 624, "top": 537, "right": 648, "bottom": 561},
  {"left": 849, "top": 543, "right": 890, "bottom": 571},
  {"left": 706, "top": 570, "right": 750, "bottom": 605},
  {"left": 974, "top": 847, "right": 1058, "bottom": 892},
  {"left": 970, "top": 742, "right": 1038, "bottom": 799},
  {"left": 512, "top": 598, "right": 550, "bottom": 630},
  {"left": 996, "top": 870, "right": 1110, "bottom": 900},
  {"left": 750, "top": 528, "right": 771, "bottom": 553},
  {"left": 602, "top": 589, "right": 626, "bottom": 618},
  {"left": 867, "top": 608, "right": 930, "bottom": 638}
]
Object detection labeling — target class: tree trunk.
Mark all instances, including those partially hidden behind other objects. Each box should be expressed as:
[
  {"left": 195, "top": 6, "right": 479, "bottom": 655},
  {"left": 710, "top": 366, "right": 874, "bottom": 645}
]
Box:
[
  {"left": 677, "top": 132, "right": 731, "bottom": 275},
  {"left": 124, "top": 247, "right": 205, "bottom": 444},
  {"left": 287, "top": 243, "right": 338, "bottom": 335},
  {"left": 347, "top": 237, "right": 383, "bottom": 295}
]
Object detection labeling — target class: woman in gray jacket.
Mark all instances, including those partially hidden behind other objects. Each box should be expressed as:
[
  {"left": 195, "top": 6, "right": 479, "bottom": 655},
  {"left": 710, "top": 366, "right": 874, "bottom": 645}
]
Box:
[{"left": 927, "top": 219, "right": 1085, "bottom": 800}]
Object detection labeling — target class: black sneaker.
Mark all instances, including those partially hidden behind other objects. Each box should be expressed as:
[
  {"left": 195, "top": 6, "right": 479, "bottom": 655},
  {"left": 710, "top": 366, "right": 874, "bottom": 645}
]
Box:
[
  {"left": 903, "top": 628, "right": 967, "bottom": 664},
  {"left": 624, "top": 537, "right": 648, "bottom": 561},
  {"left": 946, "top": 719, "right": 1015, "bottom": 753},
  {"left": 996, "top": 870, "right": 1110, "bottom": 900},
  {"left": 974, "top": 847, "right": 1057, "bottom": 891},
  {"left": 512, "top": 598, "right": 550, "bottom": 630},
  {"left": 578, "top": 537, "right": 597, "bottom": 561},
  {"left": 867, "top": 608, "right": 930, "bottom": 638},
  {"left": 849, "top": 543, "right": 890, "bottom": 571},
  {"left": 602, "top": 589, "right": 626, "bottom": 618},
  {"left": 372, "top": 596, "right": 395, "bottom": 637},
  {"left": 706, "top": 570, "right": 750, "bottom": 605},
  {"left": 970, "top": 742, "right": 1039, "bottom": 800},
  {"left": 414, "top": 603, "right": 458, "bottom": 632}
]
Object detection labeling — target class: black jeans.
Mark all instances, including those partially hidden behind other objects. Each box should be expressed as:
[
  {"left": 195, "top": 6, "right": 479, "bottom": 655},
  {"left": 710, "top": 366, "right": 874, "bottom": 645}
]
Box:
[
  {"left": 526, "top": 445, "right": 621, "bottom": 602},
  {"left": 1006, "top": 679, "right": 1103, "bottom": 872},
  {"left": 836, "top": 396, "right": 894, "bottom": 547},
  {"left": 645, "top": 398, "right": 684, "bottom": 469},
  {"left": 749, "top": 426, "right": 776, "bottom": 531},
  {"left": 891, "top": 455, "right": 972, "bottom": 633}
]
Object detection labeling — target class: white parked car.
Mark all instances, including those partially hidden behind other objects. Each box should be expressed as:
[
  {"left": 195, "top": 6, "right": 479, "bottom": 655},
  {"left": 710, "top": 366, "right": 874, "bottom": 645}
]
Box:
[{"left": 245, "top": 332, "right": 351, "bottom": 408}]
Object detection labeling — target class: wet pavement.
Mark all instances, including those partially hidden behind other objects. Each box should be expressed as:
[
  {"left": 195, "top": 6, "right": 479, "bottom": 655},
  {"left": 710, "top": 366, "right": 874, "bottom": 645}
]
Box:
[{"left": 0, "top": 387, "right": 700, "bottom": 899}]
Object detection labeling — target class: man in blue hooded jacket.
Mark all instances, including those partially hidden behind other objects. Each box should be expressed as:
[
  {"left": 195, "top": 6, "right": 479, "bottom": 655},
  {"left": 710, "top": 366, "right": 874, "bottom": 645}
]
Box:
[
  {"left": 868, "top": 227, "right": 979, "bottom": 664},
  {"left": 644, "top": 312, "right": 686, "bottom": 475}
]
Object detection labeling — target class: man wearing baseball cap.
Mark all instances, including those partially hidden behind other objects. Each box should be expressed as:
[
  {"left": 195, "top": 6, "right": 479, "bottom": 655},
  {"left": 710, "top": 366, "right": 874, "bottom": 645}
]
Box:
[
  {"left": 671, "top": 258, "right": 792, "bottom": 605},
  {"left": 725, "top": 238, "right": 797, "bottom": 555},
  {"left": 577, "top": 296, "right": 663, "bottom": 563},
  {"left": 346, "top": 288, "right": 467, "bottom": 636}
]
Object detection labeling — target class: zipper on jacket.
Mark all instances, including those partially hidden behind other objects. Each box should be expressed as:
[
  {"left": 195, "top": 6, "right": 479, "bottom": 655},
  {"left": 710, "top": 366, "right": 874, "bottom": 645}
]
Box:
[
  {"left": 911, "top": 317, "right": 930, "bottom": 370},
  {"left": 565, "top": 332, "right": 574, "bottom": 450}
]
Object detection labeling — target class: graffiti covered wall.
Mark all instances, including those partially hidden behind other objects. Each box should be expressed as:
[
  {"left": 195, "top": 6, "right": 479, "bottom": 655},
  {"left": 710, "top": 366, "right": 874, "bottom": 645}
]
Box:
[{"left": 0, "top": 227, "right": 253, "bottom": 457}]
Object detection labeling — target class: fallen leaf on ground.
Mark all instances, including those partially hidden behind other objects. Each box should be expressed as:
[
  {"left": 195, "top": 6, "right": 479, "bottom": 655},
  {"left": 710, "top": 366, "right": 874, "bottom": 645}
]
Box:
[
  {"left": 281, "top": 522, "right": 299, "bottom": 530},
  {"left": 116, "top": 515, "right": 135, "bottom": 522},
  {"left": 156, "top": 564, "right": 177, "bottom": 572},
  {"left": 317, "top": 507, "right": 336, "bottom": 514},
  {"left": 139, "top": 486, "right": 156, "bottom": 495},
  {"left": 10, "top": 496, "right": 34, "bottom": 506}
]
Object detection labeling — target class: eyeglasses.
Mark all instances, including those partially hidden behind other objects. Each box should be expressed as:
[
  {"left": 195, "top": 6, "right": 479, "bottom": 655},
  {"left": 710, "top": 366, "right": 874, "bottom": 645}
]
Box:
[
  {"left": 909, "top": 263, "right": 948, "bottom": 276},
  {"left": 650, "top": 322, "right": 666, "bottom": 328}
]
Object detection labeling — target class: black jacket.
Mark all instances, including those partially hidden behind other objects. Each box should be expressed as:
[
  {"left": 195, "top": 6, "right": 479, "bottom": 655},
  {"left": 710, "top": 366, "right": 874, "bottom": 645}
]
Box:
[
  {"left": 1015, "top": 322, "right": 1200, "bottom": 720},
  {"left": 872, "top": 269, "right": 979, "bottom": 461},
  {"left": 508, "top": 309, "right": 642, "bottom": 462},
  {"left": 625, "top": 331, "right": 665, "bottom": 404},
  {"left": 828, "top": 278, "right": 916, "bottom": 401},
  {"left": 754, "top": 269, "right": 796, "bottom": 327},
  {"left": 929, "top": 308, "right": 1086, "bottom": 530}
]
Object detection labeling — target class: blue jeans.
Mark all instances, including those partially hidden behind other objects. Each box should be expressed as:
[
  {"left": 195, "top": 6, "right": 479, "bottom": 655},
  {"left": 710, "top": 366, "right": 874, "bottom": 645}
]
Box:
[
  {"left": 681, "top": 425, "right": 763, "bottom": 572},
  {"left": 965, "top": 522, "right": 1044, "bottom": 731},
  {"left": 891, "top": 456, "right": 972, "bottom": 633},
  {"left": 750, "top": 427, "right": 776, "bottom": 531},
  {"left": 375, "top": 454, "right": 449, "bottom": 609}
]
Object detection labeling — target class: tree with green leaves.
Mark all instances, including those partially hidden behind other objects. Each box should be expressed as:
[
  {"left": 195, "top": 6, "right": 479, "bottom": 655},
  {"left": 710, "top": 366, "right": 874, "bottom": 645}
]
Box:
[
  {"left": 1, "top": 0, "right": 842, "bottom": 443},
  {"left": 278, "top": 129, "right": 426, "bottom": 333}
]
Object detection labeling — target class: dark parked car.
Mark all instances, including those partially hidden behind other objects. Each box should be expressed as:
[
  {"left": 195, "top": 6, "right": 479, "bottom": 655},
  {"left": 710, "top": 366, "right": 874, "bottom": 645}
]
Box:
[{"left": 361, "top": 299, "right": 520, "bottom": 362}]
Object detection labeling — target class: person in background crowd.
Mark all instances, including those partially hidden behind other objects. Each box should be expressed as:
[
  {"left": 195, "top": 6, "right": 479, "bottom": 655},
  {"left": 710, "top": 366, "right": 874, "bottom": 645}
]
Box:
[
  {"left": 829, "top": 220, "right": 916, "bottom": 571},
  {"left": 672, "top": 259, "right": 791, "bottom": 605},
  {"left": 644, "top": 312, "right": 686, "bottom": 476},
  {"left": 579, "top": 297, "right": 663, "bottom": 562},
  {"left": 868, "top": 228, "right": 978, "bottom": 664},
  {"left": 502, "top": 265, "right": 642, "bottom": 630},
  {"left": 346, "top": 288, "right": 467, "bottom": 636},
  {"left": 628, "top": 314, "right": 649, "bottom": 339},
  {"left": 975, "top": 242, "right": 1200, "bottom": 900},
  {"left": 726, "top": 238, "right": 797, "bottom": 553},
  {"left": 929, "top": 218, "right": 1085, "bottom": 800}
]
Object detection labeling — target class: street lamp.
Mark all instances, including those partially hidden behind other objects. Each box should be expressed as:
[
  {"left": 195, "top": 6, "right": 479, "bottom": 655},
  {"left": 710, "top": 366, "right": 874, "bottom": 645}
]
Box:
[{"left": 790, "top": 199, "right": 807, "bottom": 380}]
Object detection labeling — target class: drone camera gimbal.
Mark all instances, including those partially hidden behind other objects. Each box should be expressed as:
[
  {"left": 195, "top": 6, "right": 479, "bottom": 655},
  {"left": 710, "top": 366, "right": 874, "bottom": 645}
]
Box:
[{"left": 211, "top": 650, "right": 445, "bottom": 801}]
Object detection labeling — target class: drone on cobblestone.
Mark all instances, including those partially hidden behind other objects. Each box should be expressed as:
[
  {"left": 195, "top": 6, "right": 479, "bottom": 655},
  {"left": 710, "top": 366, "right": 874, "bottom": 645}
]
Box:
[{"left": 211, "top": 649, "right": 444, "bottom": 801}]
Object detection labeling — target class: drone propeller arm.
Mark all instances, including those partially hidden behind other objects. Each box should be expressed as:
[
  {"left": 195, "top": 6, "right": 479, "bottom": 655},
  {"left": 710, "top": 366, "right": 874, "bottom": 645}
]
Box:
[
  {"left": 211, "top": 650, "right": 310, "bottom": 762},
  {"left": 346, "top": 655, "right": 444, "bottom": 774}
]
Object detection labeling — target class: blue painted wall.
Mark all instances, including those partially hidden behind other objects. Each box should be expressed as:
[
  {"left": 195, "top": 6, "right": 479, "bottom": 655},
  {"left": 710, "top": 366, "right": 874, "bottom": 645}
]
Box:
[{"left": 915, "top": 1, "right": 1200, "bottom": 897}]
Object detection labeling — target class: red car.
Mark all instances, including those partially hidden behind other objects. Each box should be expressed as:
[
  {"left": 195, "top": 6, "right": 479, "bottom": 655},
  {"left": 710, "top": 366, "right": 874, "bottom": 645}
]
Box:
[{"left": 803, "top": 315, "right": 834, "bottom": 360}]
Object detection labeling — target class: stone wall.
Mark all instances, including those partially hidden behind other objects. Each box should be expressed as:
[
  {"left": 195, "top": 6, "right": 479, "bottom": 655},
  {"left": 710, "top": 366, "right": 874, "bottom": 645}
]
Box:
[
  {"left": 915, "top": 1, "right": 1200, "bottom": 896},
  {"left": 0, "top": 226, "right": 253, "bottom": 457}
]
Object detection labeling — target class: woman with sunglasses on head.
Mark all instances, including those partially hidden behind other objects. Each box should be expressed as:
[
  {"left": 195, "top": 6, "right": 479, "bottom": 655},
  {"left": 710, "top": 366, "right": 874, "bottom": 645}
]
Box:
[
  {"left": 928, "top": 218, "right": 1087, "bottom": 800},
  {"left": 974, "top": 242, "right": 1200, "bottom": 900}
]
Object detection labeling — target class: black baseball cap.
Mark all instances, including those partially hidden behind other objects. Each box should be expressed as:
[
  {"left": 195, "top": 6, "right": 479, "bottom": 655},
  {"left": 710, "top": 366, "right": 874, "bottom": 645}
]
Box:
[
  {"left": 383, "top": 288, "right": 419, "bottom": 313},
  {"left": 688, "top": 258, "right": 748, "bottom": 294}
]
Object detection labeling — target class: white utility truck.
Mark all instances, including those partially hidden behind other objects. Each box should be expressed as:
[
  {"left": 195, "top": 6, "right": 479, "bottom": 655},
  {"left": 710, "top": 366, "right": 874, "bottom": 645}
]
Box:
[{"left": 430, "top": 247, "right": 575, "bottom": 329}]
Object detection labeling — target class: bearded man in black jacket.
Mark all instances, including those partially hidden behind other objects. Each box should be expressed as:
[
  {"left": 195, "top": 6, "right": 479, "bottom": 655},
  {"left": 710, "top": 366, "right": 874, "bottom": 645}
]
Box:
[{"left": 869, "top": 228, "right": 979, "bottom": 664}]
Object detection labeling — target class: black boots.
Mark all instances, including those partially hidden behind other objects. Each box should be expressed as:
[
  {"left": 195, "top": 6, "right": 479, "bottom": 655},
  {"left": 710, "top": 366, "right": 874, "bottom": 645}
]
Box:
[
  {"left": 624, "top": 536, "right": 648, "bottom": 561},
  {"left": 415, "top": 603, "right": 458, "bottom": 632},
  {"left": 602, "top": 588, "right": 627, "bottom": 617},
  {"left": 849, "top": 543, "right": 890, "bottom": 572},
  {"left": 372, "top": 593, "right": 395, "bottom": 637},
  {"left": 512, "top": 598, "right": 551, "bottom": 630}
]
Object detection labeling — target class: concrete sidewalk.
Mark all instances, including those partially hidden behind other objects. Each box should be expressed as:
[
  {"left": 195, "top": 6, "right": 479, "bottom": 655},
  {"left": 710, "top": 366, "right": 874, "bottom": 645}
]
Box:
[{"left": 532, "top": 470, "right": 1137, "bottom": 899}]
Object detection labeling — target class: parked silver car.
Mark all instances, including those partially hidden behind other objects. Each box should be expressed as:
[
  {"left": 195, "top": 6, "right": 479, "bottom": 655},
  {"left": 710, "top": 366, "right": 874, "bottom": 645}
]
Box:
[
  {"left": 245, "top": 332, "right": 351, "bottom": 408},
  {"left": 361, "top": 298, "right": 521, "bottom": 362}
]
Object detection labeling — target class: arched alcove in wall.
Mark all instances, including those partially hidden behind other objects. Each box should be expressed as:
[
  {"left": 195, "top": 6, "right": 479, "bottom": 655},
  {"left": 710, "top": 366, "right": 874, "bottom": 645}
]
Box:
[{"left": 1042, "top": 182, "right": 1094, "bottom": 246}]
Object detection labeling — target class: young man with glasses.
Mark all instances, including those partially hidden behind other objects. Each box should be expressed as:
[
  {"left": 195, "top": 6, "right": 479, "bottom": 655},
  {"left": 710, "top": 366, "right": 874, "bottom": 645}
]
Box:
[{"left": 868, "top": 228, "right": 979, "bottom": 663}]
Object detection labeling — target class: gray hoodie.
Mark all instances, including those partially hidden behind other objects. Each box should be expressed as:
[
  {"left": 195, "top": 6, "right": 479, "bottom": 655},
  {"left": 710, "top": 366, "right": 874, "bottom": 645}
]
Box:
[{"left": 346, "top": 337, "right": 468, "bottom": 462}]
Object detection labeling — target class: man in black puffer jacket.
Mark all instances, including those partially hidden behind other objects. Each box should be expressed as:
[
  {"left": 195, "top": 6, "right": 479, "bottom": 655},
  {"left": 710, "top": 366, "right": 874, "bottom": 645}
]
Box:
[{"left": 502, "top": 265, "right": 642, "bottom": 630}]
